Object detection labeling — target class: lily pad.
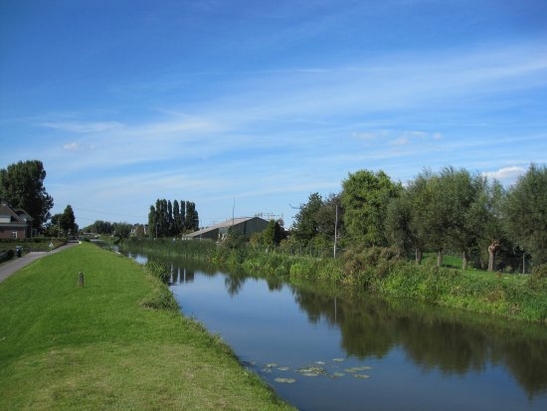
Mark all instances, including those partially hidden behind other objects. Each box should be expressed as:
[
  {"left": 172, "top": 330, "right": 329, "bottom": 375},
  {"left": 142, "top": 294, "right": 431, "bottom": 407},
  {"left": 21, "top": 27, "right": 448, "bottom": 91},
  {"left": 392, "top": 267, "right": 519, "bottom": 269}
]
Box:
[
  {"left": 353, "top": 374, "right": 370, "bottom": 379},
  {"left": 345, "top": 366, "right": 372, "bottom": 373},
  {"left": 331, "top": 372, "right": 346, "bottom": 378},
  {"left": 274, "top": 377, "right": 296, "bottom": 384},
  {"left": 332, "top": 358, "right": 345, "bottom": 362},
  {"left": 278, "top": 366, "right": 290, "bottom": 371},
  {"left": 297, "top": 366, "right": 327, "bottom": 376}
]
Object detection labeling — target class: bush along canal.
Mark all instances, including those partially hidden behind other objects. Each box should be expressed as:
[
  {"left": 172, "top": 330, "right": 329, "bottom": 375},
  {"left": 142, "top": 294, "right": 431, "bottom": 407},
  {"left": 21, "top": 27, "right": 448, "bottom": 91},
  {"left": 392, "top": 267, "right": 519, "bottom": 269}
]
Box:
[{"left": 130, "top": 251, "right": 547, "bottom": 411}]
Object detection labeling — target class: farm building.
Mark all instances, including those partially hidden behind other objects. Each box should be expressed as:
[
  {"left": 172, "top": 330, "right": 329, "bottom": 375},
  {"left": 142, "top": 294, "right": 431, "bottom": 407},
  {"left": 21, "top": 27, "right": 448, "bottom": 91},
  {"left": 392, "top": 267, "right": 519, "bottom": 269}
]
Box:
[{"left": 184, "top": 216, "right": 269, "bottom": 241}]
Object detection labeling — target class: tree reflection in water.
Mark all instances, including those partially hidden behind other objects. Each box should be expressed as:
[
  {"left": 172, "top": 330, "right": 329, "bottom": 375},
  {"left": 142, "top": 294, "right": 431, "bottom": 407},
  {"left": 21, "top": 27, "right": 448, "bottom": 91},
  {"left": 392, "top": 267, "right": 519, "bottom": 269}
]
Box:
[
  {"left": 294, "top": 288, "right": 547, "bottom": 398},
  {"left": 142, "top": 254, "right": 547, "bottom": 400}
]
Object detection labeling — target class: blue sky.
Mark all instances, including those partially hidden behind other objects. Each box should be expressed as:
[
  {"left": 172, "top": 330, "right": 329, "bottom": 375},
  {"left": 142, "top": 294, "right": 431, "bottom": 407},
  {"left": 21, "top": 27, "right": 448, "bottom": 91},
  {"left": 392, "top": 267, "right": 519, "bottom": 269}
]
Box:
[{"left": 1, "top": 1, "right": 546, "bottom": 229}]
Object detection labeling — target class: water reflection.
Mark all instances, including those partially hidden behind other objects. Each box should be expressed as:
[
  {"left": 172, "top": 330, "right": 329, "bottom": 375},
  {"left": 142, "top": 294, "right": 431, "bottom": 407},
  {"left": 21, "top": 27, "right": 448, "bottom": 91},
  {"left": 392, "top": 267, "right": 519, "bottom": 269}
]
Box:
[
  {"left": 292, "top": 288, "right": 547, "bottom": 398},
  {"left": 130, "top": 253, "right": 547, "bottom": 404}
]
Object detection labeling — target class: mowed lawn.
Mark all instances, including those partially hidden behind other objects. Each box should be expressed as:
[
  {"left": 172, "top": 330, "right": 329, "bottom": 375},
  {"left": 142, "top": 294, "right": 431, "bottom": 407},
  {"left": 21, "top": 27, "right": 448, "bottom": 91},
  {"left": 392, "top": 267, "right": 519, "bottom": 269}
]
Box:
[{"left": 0, "top": 243, "right": 294, "bottom": 411}]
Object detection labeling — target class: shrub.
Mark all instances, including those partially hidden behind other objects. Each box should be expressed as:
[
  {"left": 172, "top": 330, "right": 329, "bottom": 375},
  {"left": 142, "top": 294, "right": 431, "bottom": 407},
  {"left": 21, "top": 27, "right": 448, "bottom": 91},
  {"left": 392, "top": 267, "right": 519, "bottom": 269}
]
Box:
[{"left": 529, "top": 264, "right": 547, "bottom": 291}]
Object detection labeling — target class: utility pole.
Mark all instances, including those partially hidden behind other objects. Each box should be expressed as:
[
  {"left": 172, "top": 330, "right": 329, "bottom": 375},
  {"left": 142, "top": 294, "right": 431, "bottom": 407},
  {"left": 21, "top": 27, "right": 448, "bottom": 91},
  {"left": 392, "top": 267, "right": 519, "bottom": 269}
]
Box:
[
  {"left": 333, "top": 204, "right": 338, "bottom": 258},
  {"left": 232, "top": 197, "right": 235, "bottom": 227}
]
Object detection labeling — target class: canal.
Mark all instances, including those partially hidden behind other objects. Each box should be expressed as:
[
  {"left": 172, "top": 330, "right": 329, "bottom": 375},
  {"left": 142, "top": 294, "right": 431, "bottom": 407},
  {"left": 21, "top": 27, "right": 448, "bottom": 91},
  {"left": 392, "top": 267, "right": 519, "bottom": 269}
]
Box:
[{"left": 129, "top": 252, "right": 547, "bottom": 411}]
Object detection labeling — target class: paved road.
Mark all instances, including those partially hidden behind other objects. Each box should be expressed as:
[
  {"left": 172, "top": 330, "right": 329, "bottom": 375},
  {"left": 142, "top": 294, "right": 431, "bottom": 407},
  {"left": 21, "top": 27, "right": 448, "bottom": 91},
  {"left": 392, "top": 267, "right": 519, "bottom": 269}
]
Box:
[{"left": 0, "top": 243, "right": 79, "bottom": 283}]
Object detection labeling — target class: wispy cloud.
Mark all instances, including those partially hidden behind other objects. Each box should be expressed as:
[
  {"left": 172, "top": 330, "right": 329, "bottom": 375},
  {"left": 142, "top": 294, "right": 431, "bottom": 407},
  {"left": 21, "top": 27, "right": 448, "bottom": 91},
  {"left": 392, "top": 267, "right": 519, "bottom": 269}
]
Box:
[
  {"left": 15, "top": 39, "right": 547, "bottom": 227},
  {"left": 482, "top": 166, "right": 526, "bottom": 185},
  {"left": 40, "top": 121, "right": 124, "bottom": 133}
]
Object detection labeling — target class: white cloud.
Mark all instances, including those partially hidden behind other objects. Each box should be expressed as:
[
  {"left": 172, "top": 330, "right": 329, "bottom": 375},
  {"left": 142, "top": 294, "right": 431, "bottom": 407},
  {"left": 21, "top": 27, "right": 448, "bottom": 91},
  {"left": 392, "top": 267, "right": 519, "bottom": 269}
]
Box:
[
  {"left": 40, "top": 121, "right": 124, "bottom": 133},
  {"left": 63, "top": 142, "right": 79, "bottom": 151},
  {"left": 482, "top": 166, "right": 526, "bottom": 185}
]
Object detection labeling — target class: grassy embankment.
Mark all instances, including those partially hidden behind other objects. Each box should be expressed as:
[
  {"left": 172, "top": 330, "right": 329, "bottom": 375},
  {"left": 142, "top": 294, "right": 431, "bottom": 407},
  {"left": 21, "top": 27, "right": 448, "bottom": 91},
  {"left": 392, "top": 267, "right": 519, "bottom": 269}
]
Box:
[
  {"left": 122, "top": 238, "right": 547, "bottom": 324},
  {"left": 245, "top": 246, "right": 547, "bottom": 324},
  {"left": 0, "top": 242, "right": 294, "bottom": 411}
]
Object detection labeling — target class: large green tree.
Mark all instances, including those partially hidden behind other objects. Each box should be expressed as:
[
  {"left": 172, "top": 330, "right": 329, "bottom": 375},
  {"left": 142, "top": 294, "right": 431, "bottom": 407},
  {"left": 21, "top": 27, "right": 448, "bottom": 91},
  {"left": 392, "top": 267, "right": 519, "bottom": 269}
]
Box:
[
  {"left": 292, "top": 192, "right": 324, "bottom": 246},
  {"left": 82, "top": 220, "right": 113, "bottom": 235},
  {"left": 406, "top": 167, "right": 491, "bottom": 268},
  {"left": 0, "top": 160, "right": 54, "bottom": 229},
  {"left": 503, "top": 164, "right": 547, "bottom": 266},
  {"left": 341, "top": 170, "right": 401, "bottom": 246},
  {"left": 439, "top": 168, "right": 491, "bottom": 270},
  {"left": 260, "top": 219, "right": 285, "bottom": 246},
  {"left": 406, "top": 169, "right": 455, "bottom": 267},
  {"left": 385, "top": 193, "right": 416, "bottom": 259},
  {"left": 184, "top": 201, "right": 199, "bottom": 232},
  {"left": 59, "top": 204, "right": 77, "bottom": 235},
  {"left": 112, "top": 222, "right": 133, "bottom": 243},
  {"left": 481, "top": 180, "right": 506, "bottom": 271}
]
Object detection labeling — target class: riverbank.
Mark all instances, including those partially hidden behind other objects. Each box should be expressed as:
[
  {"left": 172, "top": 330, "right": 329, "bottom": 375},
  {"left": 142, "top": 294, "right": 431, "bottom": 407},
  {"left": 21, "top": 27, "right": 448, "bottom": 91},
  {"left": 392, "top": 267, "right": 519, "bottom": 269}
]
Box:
[
  {"left": 0, "top": 243, "right": 294, "bottom": 410},
  {"left": 244, "top": 247, "right": 547, "bottom": 324},
  {"left": 121, "top": 238, "right": 547, "bottom": 324}
]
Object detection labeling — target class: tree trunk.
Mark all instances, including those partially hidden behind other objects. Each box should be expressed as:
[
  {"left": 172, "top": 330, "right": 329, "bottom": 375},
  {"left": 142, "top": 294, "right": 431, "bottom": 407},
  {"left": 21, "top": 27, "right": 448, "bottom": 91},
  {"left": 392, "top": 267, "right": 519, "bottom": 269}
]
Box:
[
  {"left": 487, "top": 241, "right": 500, "bottom": 272},
  {"left": 462, "top": 251, "right": 468, "bottom": 270},
  {"left": 436, "top": 250, "right": 443, "bottom": 268},
  {"left": 415, "top": 249, "right": 423, "bottom": 265}
]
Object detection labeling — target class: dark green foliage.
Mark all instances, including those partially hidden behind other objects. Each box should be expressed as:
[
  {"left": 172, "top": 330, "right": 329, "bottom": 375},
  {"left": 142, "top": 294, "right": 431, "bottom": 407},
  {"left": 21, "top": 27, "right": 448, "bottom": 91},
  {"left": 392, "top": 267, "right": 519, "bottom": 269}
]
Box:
[
  {"left": 341, "top": 244, "right": 399, "bottom": 277},
  {"left": 385, "top": 194, "right": 415, "bottom": 258},
  {"left": 253, "top": 219, "right": 286, "bottom": 247},
  {"left": 112, "top": 221, "right": 133, "bottom": 242},
  {"left": 59, "top": 204, "right": 77, "bottom": 235},
  {"left": 529, "top": 264, "right": 547, "bottom": 292},
  {"left": 0, "top": 160, "right": 54, "bottom": 229},
  {"left": 341, "top": 169, "right": 401, "bottom": 246},
  {"left": 503, "top": 164, "right": 547, "bottom": 265},
  {"left": 148, "top": 198, "right": 200, "bottom": 237},
  {"left": 82, "top": 220, "right": 113, "bottom": 234},
  {"left": 292, "top": 192, "right": 324, "bottom": 245}
]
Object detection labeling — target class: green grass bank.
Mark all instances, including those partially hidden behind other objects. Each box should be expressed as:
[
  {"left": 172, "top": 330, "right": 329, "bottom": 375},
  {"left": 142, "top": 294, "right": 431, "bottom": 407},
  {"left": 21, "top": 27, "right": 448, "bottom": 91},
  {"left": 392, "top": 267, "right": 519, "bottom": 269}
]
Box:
[
  {"left": 243, "top": 247, "right": 547, "bottom": 324},
  {"left": 122, "top": 238, "right": 547, "bottom": 324},
  {"left": 0, "top": 243, "right": 294, "bottom": 411}
]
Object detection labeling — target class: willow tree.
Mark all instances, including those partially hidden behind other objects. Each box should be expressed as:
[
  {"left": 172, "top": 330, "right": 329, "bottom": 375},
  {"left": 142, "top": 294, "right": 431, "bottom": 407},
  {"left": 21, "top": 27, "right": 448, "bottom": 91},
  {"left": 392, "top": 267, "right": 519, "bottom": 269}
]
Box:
[
  {"left": 438, "top": 168, "right": 492, "bottom": 270},
  {"left": 406, "top": 167, "right": 485, "bottom": 269},
  {"left": 503, "top": 164, "right": 547, "bottom": 267},
  {"left": 341, "top": 170, "right": 401, "bottom": 247},
  {"left": 385, "top": 193, "right": 416, "bottom": 259}
]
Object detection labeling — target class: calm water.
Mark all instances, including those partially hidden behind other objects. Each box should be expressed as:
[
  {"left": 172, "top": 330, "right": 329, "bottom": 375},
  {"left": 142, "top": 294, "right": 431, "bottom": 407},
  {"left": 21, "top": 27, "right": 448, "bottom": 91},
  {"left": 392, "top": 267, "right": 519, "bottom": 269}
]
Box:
[{"left": 129, "top": 253, "right": 547, "bottom": 411}]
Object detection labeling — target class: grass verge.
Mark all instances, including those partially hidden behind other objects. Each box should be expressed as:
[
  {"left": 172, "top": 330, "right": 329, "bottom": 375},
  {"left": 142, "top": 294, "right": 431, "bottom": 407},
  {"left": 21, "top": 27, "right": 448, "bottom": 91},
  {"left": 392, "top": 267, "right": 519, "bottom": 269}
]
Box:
[{"left": 0, "top": 242, "right": 294, "bottom": 411}]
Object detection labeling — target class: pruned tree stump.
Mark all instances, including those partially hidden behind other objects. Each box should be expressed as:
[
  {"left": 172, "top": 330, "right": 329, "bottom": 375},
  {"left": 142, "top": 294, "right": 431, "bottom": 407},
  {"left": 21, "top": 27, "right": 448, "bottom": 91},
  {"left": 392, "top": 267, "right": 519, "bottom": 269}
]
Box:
[{"left": 78, "top": 271, "right": 85, "bottom": 287}]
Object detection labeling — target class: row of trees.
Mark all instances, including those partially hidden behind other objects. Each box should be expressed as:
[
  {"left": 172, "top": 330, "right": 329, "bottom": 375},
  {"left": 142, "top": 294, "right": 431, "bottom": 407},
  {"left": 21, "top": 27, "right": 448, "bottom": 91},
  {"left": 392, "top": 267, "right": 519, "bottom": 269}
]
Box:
[
  {"left": 81, "top": 220, "right": 137, "bottom": 238},
  {"left": 147, "top": 199, "right": 199, "bottom": 238},
  {"left": 292, "top": 164, "right": 547, "bottom": 271}
]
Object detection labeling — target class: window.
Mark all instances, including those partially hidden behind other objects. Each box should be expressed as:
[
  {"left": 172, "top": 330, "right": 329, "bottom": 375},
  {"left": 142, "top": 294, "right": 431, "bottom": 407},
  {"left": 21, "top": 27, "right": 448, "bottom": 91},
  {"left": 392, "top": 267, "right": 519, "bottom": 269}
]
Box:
[{"left": 11, "top": 231, "right": 17, "bottom": 239}]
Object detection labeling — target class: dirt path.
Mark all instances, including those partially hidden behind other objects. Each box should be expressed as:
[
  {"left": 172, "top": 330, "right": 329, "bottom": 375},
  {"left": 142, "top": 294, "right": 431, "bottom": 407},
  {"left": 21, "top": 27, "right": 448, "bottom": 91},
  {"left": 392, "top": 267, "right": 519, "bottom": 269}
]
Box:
[{"left": 0, "top": 243, "right": 79, "bottom": 283}]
